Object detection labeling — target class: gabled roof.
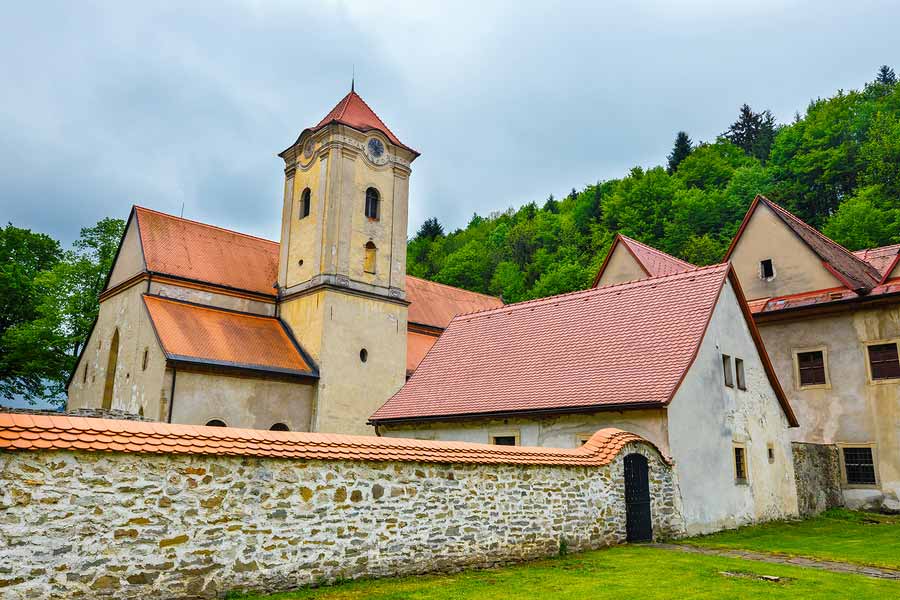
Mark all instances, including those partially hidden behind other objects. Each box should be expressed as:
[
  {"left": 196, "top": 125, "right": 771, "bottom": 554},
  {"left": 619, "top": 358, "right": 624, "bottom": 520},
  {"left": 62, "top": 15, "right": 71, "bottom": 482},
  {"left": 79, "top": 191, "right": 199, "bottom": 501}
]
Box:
[
  {"left": 854, "top": 243, "right": 900, "bottom": 283},
  {"left": 134, "top": 206, "right": 280, "bottom": 297},
  {"left": 143, "top": 295, "right": 316, "bottom": 378},
  {"left": 725, "top": 196, "right": 881, "bottom": 294},
  {"left": 407, "top": 276, "right": 504, "bottom": 329},
  {"left": 283, "top": 89, "right": 418, "bottom": 157},
  {"left": 0, "top": 413, "right": 664, "bottom": 467},
  {"left": 593, "top": 234, "right": 696, "bottom": 287},
  {"left": 372, "top": 264, "right": 796, "bottom": 426}
]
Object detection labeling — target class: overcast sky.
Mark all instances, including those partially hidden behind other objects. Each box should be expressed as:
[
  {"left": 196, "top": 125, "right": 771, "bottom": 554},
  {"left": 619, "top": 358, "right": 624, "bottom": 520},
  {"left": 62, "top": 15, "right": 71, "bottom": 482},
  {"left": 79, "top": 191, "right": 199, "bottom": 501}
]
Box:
[{"left": 2, "top": 1, "right": 898, "bottom": 245}]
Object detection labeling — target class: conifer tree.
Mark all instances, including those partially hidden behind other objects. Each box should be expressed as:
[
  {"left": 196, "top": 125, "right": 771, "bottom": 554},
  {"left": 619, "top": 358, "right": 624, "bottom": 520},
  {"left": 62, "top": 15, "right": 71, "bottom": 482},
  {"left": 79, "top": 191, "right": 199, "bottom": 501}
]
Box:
[
  {"left": 416, "top": 217, "right": 444, "bottom": 240},
  {"left": 666, "top": 131, "right": 693, "bottom": 174},
  {"left": 876, "top": 65, "right": 897, "bottom": 86}
]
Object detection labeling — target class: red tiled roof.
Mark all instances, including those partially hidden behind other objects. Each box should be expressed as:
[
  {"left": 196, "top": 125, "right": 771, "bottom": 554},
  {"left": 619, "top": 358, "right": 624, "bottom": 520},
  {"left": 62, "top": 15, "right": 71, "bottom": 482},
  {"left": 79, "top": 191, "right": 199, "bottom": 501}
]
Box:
[
  {"left": 854, "top": 244, "right": 900, "bottom": 282},
  {"left": 127, "top": 206, "right": 491, "bottom": 333},
  {"left": 407, "top": 330, "right": 439, "bottom": 374},
  {"left": 593, "top": 234, "right": 695, "bottom": 287},
  {"left": 407, "top": 276, "right": 504, "bottom": 329},
  {"left": 0, "top": 413, "right": 664, "bottom": 466},
  {"left": 725, "top": 196, "right": 881, "bottom": 293},
  {"left": 135, "top": 206, "right": 280, "bottom": 297},
  {"left": 374, "top": 264, "right": 731, "bottom": 422},
  {"left": 143, "top": 295, "right": 315, "bottom": 377},
  {"left": 750, "top": 279, "right": 900, "bottom": 316}
]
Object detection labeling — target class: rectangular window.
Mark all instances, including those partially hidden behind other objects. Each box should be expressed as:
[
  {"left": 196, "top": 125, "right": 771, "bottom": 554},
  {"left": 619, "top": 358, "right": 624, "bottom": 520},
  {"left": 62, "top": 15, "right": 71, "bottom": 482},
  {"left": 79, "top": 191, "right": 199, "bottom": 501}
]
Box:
[
  {"left": 735, "top": 358, "right": 746, "bottom": 390},
  {"left": 797, "top": 350, "right": 827, "bottom": 387},
  {"left": 868, "top": 343, "right": 900, "bottom": 381},
  {"left": 576, "top": 434, "right": 592, "bottom": 446},
  {"left": 842, "top": 447, "right": 876, "bottom": 485},
  {"left": 767, "top": 443, "right": 775, "bottom": 464},
  {"left": 733, "top": 445, "right": 747, "bottom": 484},
  {"left": 722, "top": 354, "right": 734, "bottom": 388},
  {"left": 760, "top": 259, "right": 774, "bottom": 279},
  {"left": 491, "top": 435, "right": 518, "bottom": 446}
]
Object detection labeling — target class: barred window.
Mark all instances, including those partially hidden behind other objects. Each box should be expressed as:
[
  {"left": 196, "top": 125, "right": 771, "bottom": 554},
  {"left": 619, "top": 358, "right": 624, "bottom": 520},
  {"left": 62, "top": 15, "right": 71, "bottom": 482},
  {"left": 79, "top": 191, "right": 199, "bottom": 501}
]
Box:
[
  {"left": 843, "top": 447, "right": 876, "bottom": 485},
  {"left": 733, "top": 445, "right": 747, "bottom": 483}
]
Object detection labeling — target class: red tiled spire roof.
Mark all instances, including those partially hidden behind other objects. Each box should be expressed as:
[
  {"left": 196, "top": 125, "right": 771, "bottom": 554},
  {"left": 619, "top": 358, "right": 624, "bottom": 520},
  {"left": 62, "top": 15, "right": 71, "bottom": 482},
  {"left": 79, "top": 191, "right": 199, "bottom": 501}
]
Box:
[
  {"left": 143, "top": 295, "right": 315, "bottom": 377},
  {"left": 593, "top": 233, "right": 695, "bottom": 287},
  {"left": 0, "top": 413, "right": 664, "bottom": 466},
  {"left": 725, "top": 196, "right": 881, "bottom": 294}
]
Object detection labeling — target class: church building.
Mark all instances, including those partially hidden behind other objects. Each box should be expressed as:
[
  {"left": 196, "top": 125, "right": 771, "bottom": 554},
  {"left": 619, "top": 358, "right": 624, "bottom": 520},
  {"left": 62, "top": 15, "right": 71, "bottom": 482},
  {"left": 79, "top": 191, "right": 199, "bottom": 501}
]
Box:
[{"left": 65, "top": 89, "right": 501, "bottom": 435}]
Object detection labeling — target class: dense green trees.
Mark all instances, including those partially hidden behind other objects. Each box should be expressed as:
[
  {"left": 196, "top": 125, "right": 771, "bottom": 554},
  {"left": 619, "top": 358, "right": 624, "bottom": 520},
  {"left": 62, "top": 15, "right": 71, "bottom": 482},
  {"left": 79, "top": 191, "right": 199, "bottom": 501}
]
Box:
[
  {"left": 408, "top": 66, "right": 900, "bottom": 301},
  {"left": 0, "top": 219, "right": 124, "bottom": 404}
]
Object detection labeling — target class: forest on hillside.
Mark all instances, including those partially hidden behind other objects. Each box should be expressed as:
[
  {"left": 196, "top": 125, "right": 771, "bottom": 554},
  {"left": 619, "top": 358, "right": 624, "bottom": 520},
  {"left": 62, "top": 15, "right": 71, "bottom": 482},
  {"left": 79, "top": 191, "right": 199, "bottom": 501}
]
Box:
[{"left": 407, "top": 65, "right": 900, "bottom": 303}]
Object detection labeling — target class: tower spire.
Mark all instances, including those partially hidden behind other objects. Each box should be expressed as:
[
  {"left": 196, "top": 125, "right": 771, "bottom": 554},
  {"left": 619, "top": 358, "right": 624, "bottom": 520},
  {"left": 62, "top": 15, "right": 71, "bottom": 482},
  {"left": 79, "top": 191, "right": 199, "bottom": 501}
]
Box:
[{"left": 351, "top": 65, "right": 355, "bottom": 92}]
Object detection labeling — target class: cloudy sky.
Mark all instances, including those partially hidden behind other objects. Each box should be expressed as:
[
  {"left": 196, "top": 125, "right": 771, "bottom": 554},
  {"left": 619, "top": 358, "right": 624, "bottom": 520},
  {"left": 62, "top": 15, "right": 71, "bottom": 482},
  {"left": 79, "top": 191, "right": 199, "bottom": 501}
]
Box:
[{"left": 2, "top": 1, "right": 898, "bottom": 245}]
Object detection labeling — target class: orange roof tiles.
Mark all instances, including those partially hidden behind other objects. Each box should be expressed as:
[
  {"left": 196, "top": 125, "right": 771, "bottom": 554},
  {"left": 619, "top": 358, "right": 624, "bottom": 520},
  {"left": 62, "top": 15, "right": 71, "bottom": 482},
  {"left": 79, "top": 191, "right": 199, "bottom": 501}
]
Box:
[
  {"left": 406, "top": 276, "right": 504, "bottom": 329},
  {"left": 0, "top": 413, "right": 663, "bottom": 466},
  {"left": 311, "top": 90, "right": 415, "bottom": 154},
  {"left": 135, "top": 206, "right": 280, "bottom": 296},
  {"left": 593, "top": 234, "right": 695, "bottom": 287},
  {"left": 144, "top": 295, "right": 315, "bottom": 377},
  {"left": 407, "top": 330, "right": 439, "bottom": 374},
  {"left": 374, "top": 264, "right": 732, "bottom": 422}
]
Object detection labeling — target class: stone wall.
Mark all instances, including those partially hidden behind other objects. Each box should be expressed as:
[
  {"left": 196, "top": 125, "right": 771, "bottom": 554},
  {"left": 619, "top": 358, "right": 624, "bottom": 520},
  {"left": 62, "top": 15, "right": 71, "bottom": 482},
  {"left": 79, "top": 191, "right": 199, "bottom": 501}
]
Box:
[
  {"left": 0, "top": 442, "right": 681, "bottom": 599},
  {"left": 792, "top": 442, "right": 843, "bottom": 516}
]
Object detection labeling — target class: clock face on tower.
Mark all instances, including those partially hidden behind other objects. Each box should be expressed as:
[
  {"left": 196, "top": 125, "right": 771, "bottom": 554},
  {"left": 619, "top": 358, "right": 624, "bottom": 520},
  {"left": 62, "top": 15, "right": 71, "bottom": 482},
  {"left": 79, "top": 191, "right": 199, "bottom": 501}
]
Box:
[{"left": 366, "top": 138, "right": 385, "bottom": 160}]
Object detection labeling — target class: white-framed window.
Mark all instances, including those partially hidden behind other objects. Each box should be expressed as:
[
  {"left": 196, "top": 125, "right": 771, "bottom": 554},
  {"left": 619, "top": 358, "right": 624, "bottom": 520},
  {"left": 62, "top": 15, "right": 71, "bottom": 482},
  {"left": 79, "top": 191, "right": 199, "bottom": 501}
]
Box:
[{"left": 490, "top": 431, "right": 520, "bottom": 446}]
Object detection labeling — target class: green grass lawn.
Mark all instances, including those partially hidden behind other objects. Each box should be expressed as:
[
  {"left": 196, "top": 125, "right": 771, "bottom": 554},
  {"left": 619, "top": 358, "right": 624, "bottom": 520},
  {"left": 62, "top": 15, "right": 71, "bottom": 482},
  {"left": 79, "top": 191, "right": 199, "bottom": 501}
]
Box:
[
  {"left": 685, "top": 508, "right": 900, "bottom": 570},
  {"left": 228, "top": 544, "right": 899, "bottom": 600}
]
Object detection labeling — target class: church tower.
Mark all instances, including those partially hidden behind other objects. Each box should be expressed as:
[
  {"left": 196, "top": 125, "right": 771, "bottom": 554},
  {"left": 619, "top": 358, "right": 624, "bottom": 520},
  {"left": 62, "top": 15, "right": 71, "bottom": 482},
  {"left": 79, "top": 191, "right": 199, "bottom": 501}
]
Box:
[{"left": 277, "top": 88, "right": 418, "bottom": 434}]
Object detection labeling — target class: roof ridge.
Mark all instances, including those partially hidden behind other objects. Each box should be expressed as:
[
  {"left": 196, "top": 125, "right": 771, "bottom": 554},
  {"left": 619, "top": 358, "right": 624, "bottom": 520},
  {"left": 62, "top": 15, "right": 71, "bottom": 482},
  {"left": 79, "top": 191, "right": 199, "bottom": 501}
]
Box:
[
  {"left": 619, "top": 234, "right": 695, "bottom": 268},
  {"left": 453, "top": 263, "right": 729, "bottom": 321},
  {"left": 143, "top": 293, "right": 280, "bottom": 322},
  {"left": 407, "top": 275, "right": 503, "bottom": 301},
  {"left": 135, "top": 205, "right": 279, "bottom": 247},
  {"left": 758, "top": 196, "right": 880, "bottom": 284}
]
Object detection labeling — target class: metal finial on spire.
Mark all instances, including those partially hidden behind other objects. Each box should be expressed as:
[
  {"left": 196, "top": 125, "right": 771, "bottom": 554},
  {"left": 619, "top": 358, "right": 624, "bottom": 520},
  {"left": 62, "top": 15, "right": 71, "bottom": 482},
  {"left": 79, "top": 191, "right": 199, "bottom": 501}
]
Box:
[{"left": 351, "top": 65, "right": 355, "bottom": 92}]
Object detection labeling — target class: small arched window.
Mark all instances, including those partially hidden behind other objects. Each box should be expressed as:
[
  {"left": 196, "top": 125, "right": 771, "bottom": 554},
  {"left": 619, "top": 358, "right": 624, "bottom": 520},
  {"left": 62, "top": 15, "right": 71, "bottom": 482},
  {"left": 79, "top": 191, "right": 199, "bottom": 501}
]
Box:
[
  {"left": 364, "top": 241, "right": 377, "bottom": 274},
  {"left": 270, "top": 423, "right": 290, "bottom": 432},
  {"left": 365, "top": 187, "right": 380, "bottom": 220},
  {"left": 300, "top": 188, "right": 311, "bottom": 219},
  {"left": 206, "top": 419, "right": 227, "bottom": 427}
]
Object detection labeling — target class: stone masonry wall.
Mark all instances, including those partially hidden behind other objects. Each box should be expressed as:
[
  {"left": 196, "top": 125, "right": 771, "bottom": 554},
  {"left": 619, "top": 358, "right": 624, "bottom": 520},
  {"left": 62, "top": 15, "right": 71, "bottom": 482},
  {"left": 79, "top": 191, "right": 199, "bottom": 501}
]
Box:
[
  {"left": 792, "top": 442, "right": 843, "bottom": 517},
  {"left": 0, "top": 442, "right": 681, "bottom": 599}
]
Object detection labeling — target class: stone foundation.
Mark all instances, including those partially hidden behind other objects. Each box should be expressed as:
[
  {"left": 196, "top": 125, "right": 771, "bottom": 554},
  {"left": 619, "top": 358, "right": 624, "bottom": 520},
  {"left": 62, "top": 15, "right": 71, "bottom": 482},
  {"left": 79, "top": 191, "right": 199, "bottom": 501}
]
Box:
[
  {"left": 792, "top": 442, "right": 842, "bottom": 516},
  {"left": 0, "top": 442, "right": 681, "bottom": 599}
]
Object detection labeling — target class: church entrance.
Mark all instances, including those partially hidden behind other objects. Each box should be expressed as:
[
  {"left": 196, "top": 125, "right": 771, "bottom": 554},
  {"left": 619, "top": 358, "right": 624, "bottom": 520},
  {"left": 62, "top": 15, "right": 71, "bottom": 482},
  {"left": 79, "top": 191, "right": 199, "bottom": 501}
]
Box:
[{"left": 624, "top": 453, "right": 652, "bottom": 542}]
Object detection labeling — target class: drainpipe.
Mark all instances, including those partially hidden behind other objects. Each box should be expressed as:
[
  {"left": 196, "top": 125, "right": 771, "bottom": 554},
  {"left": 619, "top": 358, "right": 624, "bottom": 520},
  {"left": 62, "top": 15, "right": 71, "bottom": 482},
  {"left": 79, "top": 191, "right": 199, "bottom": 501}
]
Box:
[{"left": 166, "top": 368, "right": 177, "bottom": 423}]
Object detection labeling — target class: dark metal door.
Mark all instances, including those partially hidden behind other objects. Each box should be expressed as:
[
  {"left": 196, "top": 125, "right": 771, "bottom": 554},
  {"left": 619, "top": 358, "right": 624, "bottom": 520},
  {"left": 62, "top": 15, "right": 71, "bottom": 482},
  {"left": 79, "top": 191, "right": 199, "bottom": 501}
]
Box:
[{"left": 624, "top": 453, "right": 652, "bottom": 542}]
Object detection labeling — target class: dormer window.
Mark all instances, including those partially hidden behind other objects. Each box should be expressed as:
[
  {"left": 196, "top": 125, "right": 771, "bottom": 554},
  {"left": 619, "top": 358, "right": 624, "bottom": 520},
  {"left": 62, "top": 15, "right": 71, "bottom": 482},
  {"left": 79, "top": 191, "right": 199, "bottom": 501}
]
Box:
[
  {"left": 365, "top": 187, "right": 380, "bottom": 220},
  {"left": 760, "top": 259, "right": 774, "bottom": 279},
  {"left": 299, "top": 188, "right": 311, "bottom": 219}
]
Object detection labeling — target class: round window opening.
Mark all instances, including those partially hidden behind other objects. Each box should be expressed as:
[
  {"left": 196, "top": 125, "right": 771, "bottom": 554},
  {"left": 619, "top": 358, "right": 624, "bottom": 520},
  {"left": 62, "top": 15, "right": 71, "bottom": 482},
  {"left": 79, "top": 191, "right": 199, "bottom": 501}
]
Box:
[{"left": 359, "top": 348, "right": 368, "bottom": 363}]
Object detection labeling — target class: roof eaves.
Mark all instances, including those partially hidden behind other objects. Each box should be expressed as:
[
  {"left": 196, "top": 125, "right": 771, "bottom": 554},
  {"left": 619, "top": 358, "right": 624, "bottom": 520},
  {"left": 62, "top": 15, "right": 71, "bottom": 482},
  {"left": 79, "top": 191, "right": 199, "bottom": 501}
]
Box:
[{"left": 166, "top": 355, "right": 318, "bottom": 380}]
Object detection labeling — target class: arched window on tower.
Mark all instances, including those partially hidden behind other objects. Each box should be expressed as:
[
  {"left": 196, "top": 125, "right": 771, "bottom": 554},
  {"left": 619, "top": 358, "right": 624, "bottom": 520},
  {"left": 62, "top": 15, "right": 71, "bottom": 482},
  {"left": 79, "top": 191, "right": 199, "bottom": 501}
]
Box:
[
  {"left": 364, "top": 241, "right": 377, "bottom": 274},
  {"left": 102, "top": 329, "right": 119, "bottom": 410},
  {"left": 299, "top": 187, "right": 311, "bottom": 219},
  {"left": 365, "top": 187, "right": 380, "bottom": 220}
]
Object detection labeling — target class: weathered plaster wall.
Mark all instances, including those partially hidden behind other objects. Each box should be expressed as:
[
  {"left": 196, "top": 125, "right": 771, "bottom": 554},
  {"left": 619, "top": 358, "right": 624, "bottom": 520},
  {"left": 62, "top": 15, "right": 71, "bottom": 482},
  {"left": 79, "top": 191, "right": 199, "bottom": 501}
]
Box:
[
  {"left": 666, "top": 279, "right": 799, "bottom": 534},
  {"left": 757, "top": 304, "right": 900, "bottom": 509},
  {"left": 792, "top": 442, "right": 843, "bottom": 516},
  {"left": 149, "top": 280, "right": 275, "bottom": 316},
  {"left": 66, "top": 282, "right": 168, "bottom": 420},
  {"left": 105, "top": 218, "right": 145, "bottom": 289},
  {"left": 0, "top": 443, "right": 681, "bottom": 599},
  {"left": 728, "top": 202, "right": 842, "bottom": 301},
  {"left": 282, "top": 288, "right": 407, "bottom": 436},
  {"left": 170, "top": 371, "right": 315, "bottom": 431},
  {"left": 380, "top": 409, "right": 670, "bottom": 453},
  {"left": 595, "top": 244, "right": 647, "bottom": 287}
]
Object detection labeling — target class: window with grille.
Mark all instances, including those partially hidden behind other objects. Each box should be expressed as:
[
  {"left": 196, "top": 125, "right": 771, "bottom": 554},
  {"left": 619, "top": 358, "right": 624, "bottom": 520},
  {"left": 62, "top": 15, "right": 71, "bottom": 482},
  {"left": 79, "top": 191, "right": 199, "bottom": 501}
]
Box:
[
  {"left": 722, "top": 354, "right": 734, "bottom": 388},
  {"left": 300, "top": 188, "right": 311, "bottom": 219},
  {"left": 843, "top": 447, "right": 876, "bottom": 485},
  {"left": 733, "top": 445, "right": 747, "bottom": 483},
  {"left": 735, "top": 358, "right": 746, "bottom": 390},
  {"left": 868, "top": 343, "right": 900, "bottom": 380},
  {"left": 365, "top": 187, "right": 380, "bottom": 220},
  {"left": 797, "top": 350, "right": 827, "bottom": 386}
]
